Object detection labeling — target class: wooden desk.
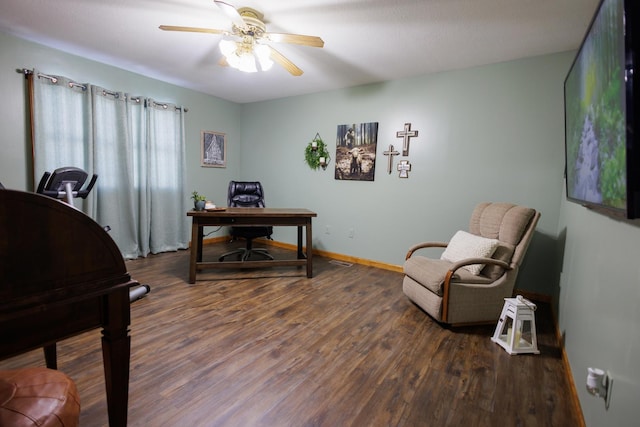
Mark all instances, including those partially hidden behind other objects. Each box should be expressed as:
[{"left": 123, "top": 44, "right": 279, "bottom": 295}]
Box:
[
  {"left": 0, "top": 190, "right": 135, "bottom": 427},
  {"left": 187, "top": 208, "right": 317, "bottom": 283}
]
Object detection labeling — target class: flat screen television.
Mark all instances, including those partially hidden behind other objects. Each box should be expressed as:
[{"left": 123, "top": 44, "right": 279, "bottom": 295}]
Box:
[{"left": 564, "top": 0, "right": 640, "bottom": 219}]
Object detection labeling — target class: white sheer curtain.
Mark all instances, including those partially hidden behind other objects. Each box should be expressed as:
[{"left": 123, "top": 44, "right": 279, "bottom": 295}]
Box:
[{"left": 30, "top": 70, "right": 189, "bottom": 259}]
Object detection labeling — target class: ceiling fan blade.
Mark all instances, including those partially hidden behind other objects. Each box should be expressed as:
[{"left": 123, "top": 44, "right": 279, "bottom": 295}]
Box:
[
  {"left": 269, "top": 46, "right": 303, "bottom": 76},
  {"left": 265, "top": 33, "right": 324, "bottom": 48},
  {"left": 159, "top": 25, "right": 226, "bottom": 35},
  {"left": 213, "top": 1, "right": 246, "bottom": 29}
]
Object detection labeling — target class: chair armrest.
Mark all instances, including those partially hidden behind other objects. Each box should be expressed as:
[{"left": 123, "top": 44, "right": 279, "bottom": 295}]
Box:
[
  {"left": 441, "top": 257, "right": 511, "bottom": 323},
  {"left": 405, "top": 241, "right": 448, "bottom": 260},
  {"left": 448, "top": 257, "right": 511, "bottom": 274}
]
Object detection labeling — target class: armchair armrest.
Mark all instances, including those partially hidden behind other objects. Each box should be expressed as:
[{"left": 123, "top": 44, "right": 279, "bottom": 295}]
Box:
[
  {"left": 448, "top": 257, "right": 511, "bottom": 274},
  {"left": 405, "top": 241, "right": 448, "bottom": 260},
  {"left": 441, "top": 257, "right": 511, "bottom": 323}
]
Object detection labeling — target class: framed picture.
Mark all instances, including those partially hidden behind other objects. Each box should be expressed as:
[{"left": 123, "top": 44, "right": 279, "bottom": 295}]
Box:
[
  {"left": 334, "top": 122, "right": 378, "bottom": 181},
  {"left": 201, "top": 130, "right": 226, "bottom": 167}
]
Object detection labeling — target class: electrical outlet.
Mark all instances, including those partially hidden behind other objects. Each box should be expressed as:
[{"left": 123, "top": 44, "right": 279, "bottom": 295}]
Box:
[
  {"left": 325, "top": 225, "right": 331, "bottom": 235},
  {"left": 348, "top": 228, "right": 354, "bottom": 238}
]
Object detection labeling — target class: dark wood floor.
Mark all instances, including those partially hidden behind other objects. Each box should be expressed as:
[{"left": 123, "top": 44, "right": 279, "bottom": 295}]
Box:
[{"left": 0, "top": 243, "right": 581, "bottom": 426}]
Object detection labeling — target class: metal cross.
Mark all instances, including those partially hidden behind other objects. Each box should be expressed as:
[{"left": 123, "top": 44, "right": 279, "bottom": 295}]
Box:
[
  {"left": 396, "top": 123, "right": 418, "bottom": 156},
  {"left": 397, "top": 160, "right": 412, "bottom": 178},
  {"left": 383, "top": 144, "right": 400, "bottom": 174}
]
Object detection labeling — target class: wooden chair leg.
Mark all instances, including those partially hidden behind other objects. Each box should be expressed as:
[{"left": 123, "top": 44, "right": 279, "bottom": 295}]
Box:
[
  {"left": 441, "top": 271, "right": 454, "bottom": 323},
  {"left": 43, "top": 343, "right": 57, "bottom": 369}
]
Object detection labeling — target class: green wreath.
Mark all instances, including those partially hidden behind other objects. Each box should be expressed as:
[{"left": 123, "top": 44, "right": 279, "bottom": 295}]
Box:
[{"left": 304, "top": 134, "right": 331, "bottom": 170}]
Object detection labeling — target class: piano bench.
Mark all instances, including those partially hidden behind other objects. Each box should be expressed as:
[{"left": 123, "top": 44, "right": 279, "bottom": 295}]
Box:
[{"left": 0, "top": 367, "right": 80, "bottom": 427}]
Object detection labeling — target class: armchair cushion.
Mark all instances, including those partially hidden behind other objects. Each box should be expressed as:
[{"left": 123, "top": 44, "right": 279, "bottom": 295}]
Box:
[
  {"left": 440, "top": 230, "right": 499, "bottom": 275},
  {"left": 404, "top": 256, "right": 494, "bottom": 296},
  {"left": 470, "top": 203, "right": 535, "bottom": 245}
]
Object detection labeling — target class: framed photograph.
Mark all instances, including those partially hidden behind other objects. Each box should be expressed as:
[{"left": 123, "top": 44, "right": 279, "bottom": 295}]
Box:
[
  {"left": 201, "top": 130, "right": 226, "bottom": 167},
  {"left": 334, "top": 122, "right": 378, "bottom": 181}
]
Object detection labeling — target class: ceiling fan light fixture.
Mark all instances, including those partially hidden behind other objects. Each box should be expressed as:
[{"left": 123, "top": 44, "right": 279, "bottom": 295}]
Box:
[
  {"left": 219, "top": 39, "right": 237, "bottom": 57},
  {"left": 163, "top": 2, "right": 322, "bottom": 76},
  {"left": 220, "top": 39, "right": 257, "bottom": 72},
  {"left": 237, "top": 52, "right": 258, "bottom": 73},
  {"left": 254, "top": 44, "right": 273, "bottom": 71},
  {"left": 257, "top": 56, "right": 274, "bottom": 71},
  {"left": 221, "top": 39, "right": 272, "bottom": 73},
  {"left": 225, "top": 53, "right": 240, "bottom": 69}
]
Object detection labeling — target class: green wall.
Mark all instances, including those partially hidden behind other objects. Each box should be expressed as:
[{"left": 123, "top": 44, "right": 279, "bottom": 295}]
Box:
[
  {"left": 557, "top": 198, "right": 640, "bottom": 426},
  {"left": 239, "top": 53, "right": 569, "bottom": 297},
  {"left": 2, "top": 29, "right": 639, "bottom": 426}
]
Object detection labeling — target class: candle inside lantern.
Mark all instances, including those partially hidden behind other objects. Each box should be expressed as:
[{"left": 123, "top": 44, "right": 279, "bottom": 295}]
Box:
[
  {"left": 319, "top": 156, "right": 326, "bottom": 165},
  {"left": 311, "top": 141, "right": 318, "bottom": 150}
]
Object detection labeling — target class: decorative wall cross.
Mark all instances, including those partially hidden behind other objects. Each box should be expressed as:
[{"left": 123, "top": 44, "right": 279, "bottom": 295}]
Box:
[
  {"left": 396, "top": 123, "right": 418, "bottom": 156},
  {"left": 383, "top": 144, "right": 400, "bottom": 174},
  {"left": 397, "top": 160, "right": 411, "bottom": 178}
]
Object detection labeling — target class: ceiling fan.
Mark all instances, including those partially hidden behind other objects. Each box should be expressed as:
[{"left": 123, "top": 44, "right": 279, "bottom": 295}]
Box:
[{"left": 159, "top": 0, "right": 324, "bottom": 76}]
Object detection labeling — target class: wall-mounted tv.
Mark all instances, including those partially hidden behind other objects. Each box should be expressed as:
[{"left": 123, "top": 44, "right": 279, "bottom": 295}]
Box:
[{"left": 564, "top": 0, "right": 640, "bottom": 219}]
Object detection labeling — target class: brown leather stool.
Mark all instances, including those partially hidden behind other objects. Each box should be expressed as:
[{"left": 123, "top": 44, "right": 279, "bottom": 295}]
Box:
[{"left": 0, "top": 367, "right": 80, "bottom": 427}]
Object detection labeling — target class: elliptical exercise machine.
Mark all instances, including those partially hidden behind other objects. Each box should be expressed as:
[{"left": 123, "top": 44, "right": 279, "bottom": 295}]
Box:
[{"left": 36, "top": 166, "right": 150, "bottom": 302}]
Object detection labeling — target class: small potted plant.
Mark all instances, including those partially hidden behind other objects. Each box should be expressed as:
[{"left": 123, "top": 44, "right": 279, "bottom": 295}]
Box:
[{"left": 191, "top": 190, "right": 207, "bottom": 211}]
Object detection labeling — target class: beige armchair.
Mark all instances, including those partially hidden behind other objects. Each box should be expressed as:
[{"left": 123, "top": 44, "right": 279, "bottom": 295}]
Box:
[{"left": 402, "top": 202, "right": 540, "bottom": 325}]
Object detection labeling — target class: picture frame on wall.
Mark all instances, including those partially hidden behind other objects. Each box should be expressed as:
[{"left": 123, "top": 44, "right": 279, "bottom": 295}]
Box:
[
  {"left": 334, "top": 122, "right": 378, "bottom": 181},
  {"left": 201, "top": 130, "right": 226, "bottom": 168}
]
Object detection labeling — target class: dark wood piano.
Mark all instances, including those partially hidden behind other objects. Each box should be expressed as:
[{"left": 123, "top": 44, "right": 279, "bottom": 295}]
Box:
[{"left": 0, "top": 189, "right": 136, "bottom": 427}]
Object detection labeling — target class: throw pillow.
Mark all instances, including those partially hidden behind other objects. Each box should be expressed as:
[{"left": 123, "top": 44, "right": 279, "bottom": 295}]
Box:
[
  {"left": 481, "top": 242, "right": 514, "bottom": 280},
  {"left": 440, "top": 230, "right": 500, "bottom": 275}
]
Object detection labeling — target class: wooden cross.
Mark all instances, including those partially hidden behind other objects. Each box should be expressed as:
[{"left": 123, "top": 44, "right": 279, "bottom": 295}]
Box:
[
  {"left": 396, "top": 122, "right": 418, "bottom": 156},
  {"left": 383, "top": 144, "right": 400, "bottom": 174},
  {"left": 397, "top": 160, "right": 411, "bottom": 178}
]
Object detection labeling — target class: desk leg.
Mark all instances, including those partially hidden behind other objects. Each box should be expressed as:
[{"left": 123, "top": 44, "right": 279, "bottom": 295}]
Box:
[
  {"left": 306, "top": 219, "right": 313, "bottom": 278},
  {"left": 196, "top": 225, "right": 204, "bottom": 263},
  {"left": 101, "top": 288, "right": 131, "bottom": 427},
  {"left": 297, "top": 226, "right": 304, "bottom": 259},
  {"left": 189, "top": 218, "right": 201, "bottom": 284}
]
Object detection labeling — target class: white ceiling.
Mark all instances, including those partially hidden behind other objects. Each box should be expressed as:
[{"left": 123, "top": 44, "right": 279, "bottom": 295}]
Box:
[{"left": 0, "top": 0, "right": 599, "bottom": 104}]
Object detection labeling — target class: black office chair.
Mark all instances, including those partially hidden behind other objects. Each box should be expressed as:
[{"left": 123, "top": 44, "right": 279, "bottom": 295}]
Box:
[{"left": 219, "top": 181, "right": 274, "bottom": 262}]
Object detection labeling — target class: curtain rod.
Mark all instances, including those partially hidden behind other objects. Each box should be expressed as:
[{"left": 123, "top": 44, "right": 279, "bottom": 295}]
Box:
[
  {"left": 102, "top": 88, "right": 119, "bottom": 98},
  {"left": 19, "top": 68, "right": 188, "bottom": 112},
  {"left": 21, "top": 68, "right": 59, "bottom": 84},
  {"left": 21, "top": 68, "right": 87, "bottom": 90},
  {"left": 148, "top": 100, "right": 188, "bottom": 112}
]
